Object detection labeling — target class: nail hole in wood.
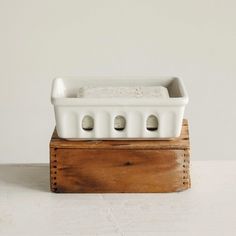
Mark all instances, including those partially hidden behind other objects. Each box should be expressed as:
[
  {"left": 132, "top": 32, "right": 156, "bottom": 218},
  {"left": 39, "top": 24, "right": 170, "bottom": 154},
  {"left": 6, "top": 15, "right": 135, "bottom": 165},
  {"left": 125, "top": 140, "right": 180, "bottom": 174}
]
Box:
[{"left": 124, "top": 161, "right": 132, "bottom": 166}]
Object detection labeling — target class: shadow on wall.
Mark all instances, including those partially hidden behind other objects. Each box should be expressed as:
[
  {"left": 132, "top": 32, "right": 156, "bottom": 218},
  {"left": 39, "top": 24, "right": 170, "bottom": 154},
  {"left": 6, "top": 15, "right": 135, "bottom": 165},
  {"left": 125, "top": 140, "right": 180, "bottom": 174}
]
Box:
[{"left": 0, "top": 164, "right": 50, "bottom": 192}]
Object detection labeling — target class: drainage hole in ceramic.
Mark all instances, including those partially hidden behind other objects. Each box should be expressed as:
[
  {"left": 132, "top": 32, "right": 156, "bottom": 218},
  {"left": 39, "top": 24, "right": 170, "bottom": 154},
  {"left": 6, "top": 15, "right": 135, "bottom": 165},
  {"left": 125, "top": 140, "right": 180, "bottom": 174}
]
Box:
[
  {"left": 82, "top": 115, "right": 94, "bottom": 131},
  {"left": 146, "top": 115, "right": 158, "bottom": 131},
  {"left": 114, "top": 116, "right": 126, "bottom": 131}
]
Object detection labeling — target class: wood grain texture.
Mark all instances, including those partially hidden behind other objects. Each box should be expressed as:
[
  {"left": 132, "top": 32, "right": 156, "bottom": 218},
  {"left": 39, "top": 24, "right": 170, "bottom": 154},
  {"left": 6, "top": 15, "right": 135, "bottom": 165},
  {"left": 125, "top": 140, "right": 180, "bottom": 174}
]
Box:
[{"left": 50, "top": 119, "right": 191, "bottom": 193}]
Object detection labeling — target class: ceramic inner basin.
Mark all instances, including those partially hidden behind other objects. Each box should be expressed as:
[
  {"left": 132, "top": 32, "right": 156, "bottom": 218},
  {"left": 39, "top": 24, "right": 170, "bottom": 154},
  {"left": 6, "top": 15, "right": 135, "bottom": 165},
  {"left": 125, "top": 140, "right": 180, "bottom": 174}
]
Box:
[
  {"left": 77, "top": 86, "right": 169, "bottom": 98},
  {"left": 52, "top": 77, "right": 187, "bottom": 100}
]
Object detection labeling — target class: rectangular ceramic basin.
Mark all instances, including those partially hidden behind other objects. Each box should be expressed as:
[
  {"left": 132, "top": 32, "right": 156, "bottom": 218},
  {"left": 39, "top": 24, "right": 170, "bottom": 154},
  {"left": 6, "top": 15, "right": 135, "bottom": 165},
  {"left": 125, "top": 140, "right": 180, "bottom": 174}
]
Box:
[{"left": 51, "top": 77, "right": 188, "bottom": 139}]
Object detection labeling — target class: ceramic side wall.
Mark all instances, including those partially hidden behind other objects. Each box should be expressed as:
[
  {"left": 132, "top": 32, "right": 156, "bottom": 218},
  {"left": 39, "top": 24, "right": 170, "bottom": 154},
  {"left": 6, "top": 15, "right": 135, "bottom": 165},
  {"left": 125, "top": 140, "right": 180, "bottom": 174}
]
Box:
[{"left": 54, "top": 106, "right": 185, "bottom": 139}]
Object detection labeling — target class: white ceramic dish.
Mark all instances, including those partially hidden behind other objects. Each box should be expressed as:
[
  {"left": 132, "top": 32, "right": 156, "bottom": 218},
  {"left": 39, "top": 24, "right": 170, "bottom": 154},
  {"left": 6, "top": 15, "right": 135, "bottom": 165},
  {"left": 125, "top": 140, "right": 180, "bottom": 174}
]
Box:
[{"left": 51, "top": 77, "right": 188, "bottom": 139}]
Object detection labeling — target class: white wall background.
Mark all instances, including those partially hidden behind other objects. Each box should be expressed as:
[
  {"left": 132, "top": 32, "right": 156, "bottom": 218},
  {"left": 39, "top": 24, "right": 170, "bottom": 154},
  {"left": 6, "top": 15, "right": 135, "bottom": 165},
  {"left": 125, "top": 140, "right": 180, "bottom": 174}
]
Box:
[{"left": 0, "top": 0, "right": 235, "bottom": 163}]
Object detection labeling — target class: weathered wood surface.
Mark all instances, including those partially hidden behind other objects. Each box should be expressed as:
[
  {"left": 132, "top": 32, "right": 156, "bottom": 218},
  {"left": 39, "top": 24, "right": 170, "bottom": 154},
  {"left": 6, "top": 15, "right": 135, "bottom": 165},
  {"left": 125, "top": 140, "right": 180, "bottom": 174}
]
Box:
[{"left": 50, "top": 119, "right": 191, "bottom": 193}]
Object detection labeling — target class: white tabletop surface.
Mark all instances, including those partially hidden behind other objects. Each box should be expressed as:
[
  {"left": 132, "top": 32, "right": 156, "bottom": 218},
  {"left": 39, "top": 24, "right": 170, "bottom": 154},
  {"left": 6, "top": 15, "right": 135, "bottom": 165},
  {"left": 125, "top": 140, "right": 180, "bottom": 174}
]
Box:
[{"left": 0, "top": 161, "right": 236, "bottom": 236}]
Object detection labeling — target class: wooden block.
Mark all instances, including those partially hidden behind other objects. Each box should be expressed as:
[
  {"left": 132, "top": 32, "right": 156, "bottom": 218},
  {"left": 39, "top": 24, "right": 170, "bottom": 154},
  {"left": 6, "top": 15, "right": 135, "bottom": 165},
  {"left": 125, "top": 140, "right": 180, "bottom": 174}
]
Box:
[{"left": 50, "top": 119, "right": 191, "bottom": 193}]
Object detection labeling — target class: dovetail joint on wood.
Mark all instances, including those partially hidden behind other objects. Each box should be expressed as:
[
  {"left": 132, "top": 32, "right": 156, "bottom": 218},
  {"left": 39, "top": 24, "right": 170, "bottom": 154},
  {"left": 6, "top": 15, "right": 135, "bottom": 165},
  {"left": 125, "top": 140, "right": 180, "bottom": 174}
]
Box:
[
  {"left": 182, "top": 149, "right": 190, "bottom": 188},
  {"left": 51, "top": 148, "right": 58, "bottom": 192}
]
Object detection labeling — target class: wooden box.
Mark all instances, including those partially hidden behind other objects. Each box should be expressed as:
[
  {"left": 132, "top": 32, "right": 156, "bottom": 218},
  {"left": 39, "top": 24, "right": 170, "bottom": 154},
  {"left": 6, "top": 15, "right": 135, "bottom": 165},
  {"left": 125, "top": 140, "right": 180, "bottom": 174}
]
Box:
[{"left": 50, "top": 119, "right": 190, "bottom": 193}]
